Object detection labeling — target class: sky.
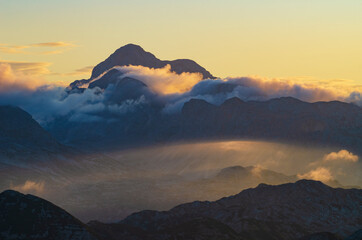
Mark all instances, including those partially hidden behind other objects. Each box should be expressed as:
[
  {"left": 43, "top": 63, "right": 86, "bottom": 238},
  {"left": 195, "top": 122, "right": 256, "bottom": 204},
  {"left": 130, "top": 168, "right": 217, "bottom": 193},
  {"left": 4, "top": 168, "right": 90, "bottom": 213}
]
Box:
[{"left": 1, "top": 0, "right": 362, "bottom": 88}]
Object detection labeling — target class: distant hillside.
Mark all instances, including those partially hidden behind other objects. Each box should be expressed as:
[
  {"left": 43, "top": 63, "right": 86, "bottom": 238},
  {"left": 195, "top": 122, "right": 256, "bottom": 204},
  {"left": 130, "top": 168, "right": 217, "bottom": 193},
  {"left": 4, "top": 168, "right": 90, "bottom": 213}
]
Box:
[
  {"left": 91, "top": 180, "right": 362, "bottom": 240},
  {"left": 47, "top": 96, "right": 362, "bottom": 154},
  {"left": 1, "top": 181, "right": 360, "bottom": 240},
  {"left": 179, "top": 97, "right": 362, "bottom": 154}
]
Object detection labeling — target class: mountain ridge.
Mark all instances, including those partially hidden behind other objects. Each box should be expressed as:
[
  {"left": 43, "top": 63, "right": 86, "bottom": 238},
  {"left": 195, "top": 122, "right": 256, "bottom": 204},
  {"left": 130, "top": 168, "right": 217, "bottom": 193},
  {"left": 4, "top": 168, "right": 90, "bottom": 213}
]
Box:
[
  {"left": 88, "top": 180, "right": 362, "bottom": 240},
  {"left": 69, "top": 43, "right": 214, "bottom": 90},
  {"left": 1, "top": 180, "right": 361, "bottom": 240}
]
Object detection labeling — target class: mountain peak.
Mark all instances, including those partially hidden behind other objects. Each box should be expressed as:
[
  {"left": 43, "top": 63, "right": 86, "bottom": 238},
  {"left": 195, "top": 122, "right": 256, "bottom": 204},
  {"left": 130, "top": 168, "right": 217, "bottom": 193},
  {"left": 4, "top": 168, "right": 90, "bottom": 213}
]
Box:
[
  {"left": 86, "top": 44, "right": 214, "bottom": 80},
  {"left": 120, "top": 43, "right": 144, "bottom": 50},
  {"left": 113, "top": 43, "right": 155, "bottom": 57}
]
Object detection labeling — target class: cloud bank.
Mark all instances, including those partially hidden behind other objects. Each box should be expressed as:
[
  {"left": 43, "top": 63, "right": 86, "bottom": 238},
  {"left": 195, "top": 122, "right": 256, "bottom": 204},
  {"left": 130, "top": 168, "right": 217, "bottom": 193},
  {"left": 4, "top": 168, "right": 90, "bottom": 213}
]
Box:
[
  {"left": 0, "top": 64, "right": 361, "bottom": 124},
  {"left": 0, "top": 63, "right": 48, "bottom": 92}
]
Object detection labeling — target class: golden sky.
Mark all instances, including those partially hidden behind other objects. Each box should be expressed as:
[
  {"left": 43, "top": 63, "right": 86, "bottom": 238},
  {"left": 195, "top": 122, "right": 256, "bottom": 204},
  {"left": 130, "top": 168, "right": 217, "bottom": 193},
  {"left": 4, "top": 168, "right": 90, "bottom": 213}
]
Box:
[{"left": 0, "top": 0, "right": 362, "bottom": 89}]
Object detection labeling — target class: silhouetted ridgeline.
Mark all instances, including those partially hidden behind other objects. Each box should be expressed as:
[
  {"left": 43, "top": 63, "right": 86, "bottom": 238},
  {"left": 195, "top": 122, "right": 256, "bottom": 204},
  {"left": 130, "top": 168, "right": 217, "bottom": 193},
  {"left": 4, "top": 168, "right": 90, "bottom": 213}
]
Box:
[{"left": 1, "top": 180, "right": 361, "bottom": 240}]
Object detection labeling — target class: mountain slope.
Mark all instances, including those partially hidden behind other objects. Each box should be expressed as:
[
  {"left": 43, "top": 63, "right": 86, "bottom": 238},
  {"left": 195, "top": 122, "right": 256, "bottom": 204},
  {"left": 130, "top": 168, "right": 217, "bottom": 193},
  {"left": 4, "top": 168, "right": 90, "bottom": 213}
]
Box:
[
  {"left": 0, "top": 105, "right": 60, "bottom": 150},
  {"left": 0, "top": 190, "right": 98, "bottom": 240},
  {"left": 180, "top": 97, "right": 362, "bottom": 154},
  {"left": 93, "top": 180, "right": 361, "bottom": 240},
  {"left": 0, "top": 105, "right": 67, "bottom": 159},
  {"left": 47, "top": 95, "right": 362, "bottom": 154},
  {"left": 1, "top": 182, "right": 360, "bottom": 240}
]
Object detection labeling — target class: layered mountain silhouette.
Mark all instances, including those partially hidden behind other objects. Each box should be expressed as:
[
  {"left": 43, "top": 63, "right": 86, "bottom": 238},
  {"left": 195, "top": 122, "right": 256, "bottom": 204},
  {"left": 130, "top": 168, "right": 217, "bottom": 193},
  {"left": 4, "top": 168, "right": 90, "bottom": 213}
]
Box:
[
  {"left": 185, "top": 165, "right": 348, "bottom": 201},
  {"left": 2, "top": 181, "right": 359, "bottom": 240},
  {"left": 68, "top": 44, "right": 214, "bottom": 90},
  {"left": 47, "top": 95, "right": 362, "bottom": 154},
  {"left": 91, "top": 180, "right": 362, "bottom": 240},
  {"left": 180, "top": 97, "right": 362, "bottom": 154}
]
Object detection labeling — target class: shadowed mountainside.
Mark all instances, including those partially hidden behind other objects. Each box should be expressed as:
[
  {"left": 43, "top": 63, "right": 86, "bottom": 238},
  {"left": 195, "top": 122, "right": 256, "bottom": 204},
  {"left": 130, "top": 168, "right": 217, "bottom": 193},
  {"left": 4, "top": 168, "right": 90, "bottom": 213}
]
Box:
[
  {"left": 0, "top": 190, "right": 98, "bottom": 240},
  {"left": 46, "top": 95, "right": 362, "bottom": 155},
  {"left": 90, "top": 180, "right": 362, "bottom": 240},
  {"left": 0, "top": 105, "right": 61, "bottom": 152},
  {"left": 1, "top": 181, "right": 360, "bottom": 240}
]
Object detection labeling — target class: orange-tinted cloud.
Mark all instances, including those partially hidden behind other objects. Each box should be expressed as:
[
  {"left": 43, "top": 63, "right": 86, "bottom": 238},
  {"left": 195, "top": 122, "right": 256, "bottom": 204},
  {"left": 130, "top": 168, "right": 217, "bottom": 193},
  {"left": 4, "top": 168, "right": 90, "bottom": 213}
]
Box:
[
  {"left": 0, "top": 60, "right": 51, "bottom": 75},
  {"left": 0, "top": 62, "right": 53, "bottom": 93},
  {"left": 113, "top": 64, "right": 203, "bottom": 94},
  {"left": 297, "top": 167, "right": 334, "bottom": 182},
  {"left": 323, "top": 150, "right": 359, "bottom": 163},
  {"left": 0, "top": 41, "right": 76, "bottom": 55},
  {"left": 11, "top": 180, "right": 45, "bottom": 194},
  {"left": 66, "top": 66, "right": 94, "bottom": 76},
  {"left": 31, "top": 41, "right": 75, "bottom": 47}
]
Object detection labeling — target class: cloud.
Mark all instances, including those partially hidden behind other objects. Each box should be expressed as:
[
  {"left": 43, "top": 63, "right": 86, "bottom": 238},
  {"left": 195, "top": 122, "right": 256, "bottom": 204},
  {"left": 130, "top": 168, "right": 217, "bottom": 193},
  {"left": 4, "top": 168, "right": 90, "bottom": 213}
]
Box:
[
  {"left": 251, "top": 165, "right": 264, "bottom": 178},
  {"left": 0, "top": 45, "right": 30, "bottom": 54},
  {"left": 162, "top": 76, "right": 348, "bottom": 113},
  {"left": 0, "top": 41, "right": 76, "bottom": 55},
  {"left": 300, "top": 150, "right": 359, "bottom": 185},
  {"left": 346, "top": 92, "right": 362, "bottom": 106},
  {"left": 64, "top": 66, "right": 94, "bottom": 76},
  {"left": 297, "top": 167, "right": 334, "bottom": 182},
  {"left": 31, "top": 42, "right": 75, "bottom": 47},
  {"left": 0, "top": 63, "right": 48, "bottom": 92},
  {"left": 0, "top": 60, "right": 51, "bottom": 75},
  {"left": 11, "top": 180, "right": 45, "bottom": 194},
  {"left": 0, "top": 63, "right": 361, "bottom": 125},
  {"left": 111, "top": 64, "right": 203, "bottom": 94},
  {"left": 323, "top": 150, "right": 359, "bottom": 163},
  {"left": 40, "top": 50, "right": 64, "bottom": 55},
  {"left": 108, "top": 96, "right": 147, "bottom": 116}
]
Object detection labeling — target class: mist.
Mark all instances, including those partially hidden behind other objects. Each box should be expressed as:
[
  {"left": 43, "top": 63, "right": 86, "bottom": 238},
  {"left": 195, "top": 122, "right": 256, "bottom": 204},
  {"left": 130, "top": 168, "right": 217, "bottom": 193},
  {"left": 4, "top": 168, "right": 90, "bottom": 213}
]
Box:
[{"left": 1, "top": 140, "right": 360, "bottom": 222}]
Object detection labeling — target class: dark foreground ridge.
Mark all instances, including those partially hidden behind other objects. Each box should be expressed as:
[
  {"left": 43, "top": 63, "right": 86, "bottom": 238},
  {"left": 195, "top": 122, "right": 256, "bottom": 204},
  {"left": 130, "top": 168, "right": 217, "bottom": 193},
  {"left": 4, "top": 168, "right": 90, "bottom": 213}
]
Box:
[
  {"left": 1, "top": 180, "right": 361, "bottom": 240},
  {"left": 0, "top": 190, "right": 98, "bottom": 240}
]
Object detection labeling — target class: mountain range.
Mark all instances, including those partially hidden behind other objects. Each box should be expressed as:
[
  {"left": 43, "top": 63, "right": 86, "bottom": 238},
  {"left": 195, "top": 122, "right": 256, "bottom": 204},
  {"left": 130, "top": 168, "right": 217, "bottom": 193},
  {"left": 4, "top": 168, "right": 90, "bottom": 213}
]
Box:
[
  {"left": 1, "top": 43, "right": 361, "bottom": 153},
  {"left": 42, "top": 44, "right": 362, "bottom": 154},
  {"left": 1, "top": 180, "right": 361, "bottom": 240},
  {"left": 0, "top": 44, "right": 361, "bottom": 239}
]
